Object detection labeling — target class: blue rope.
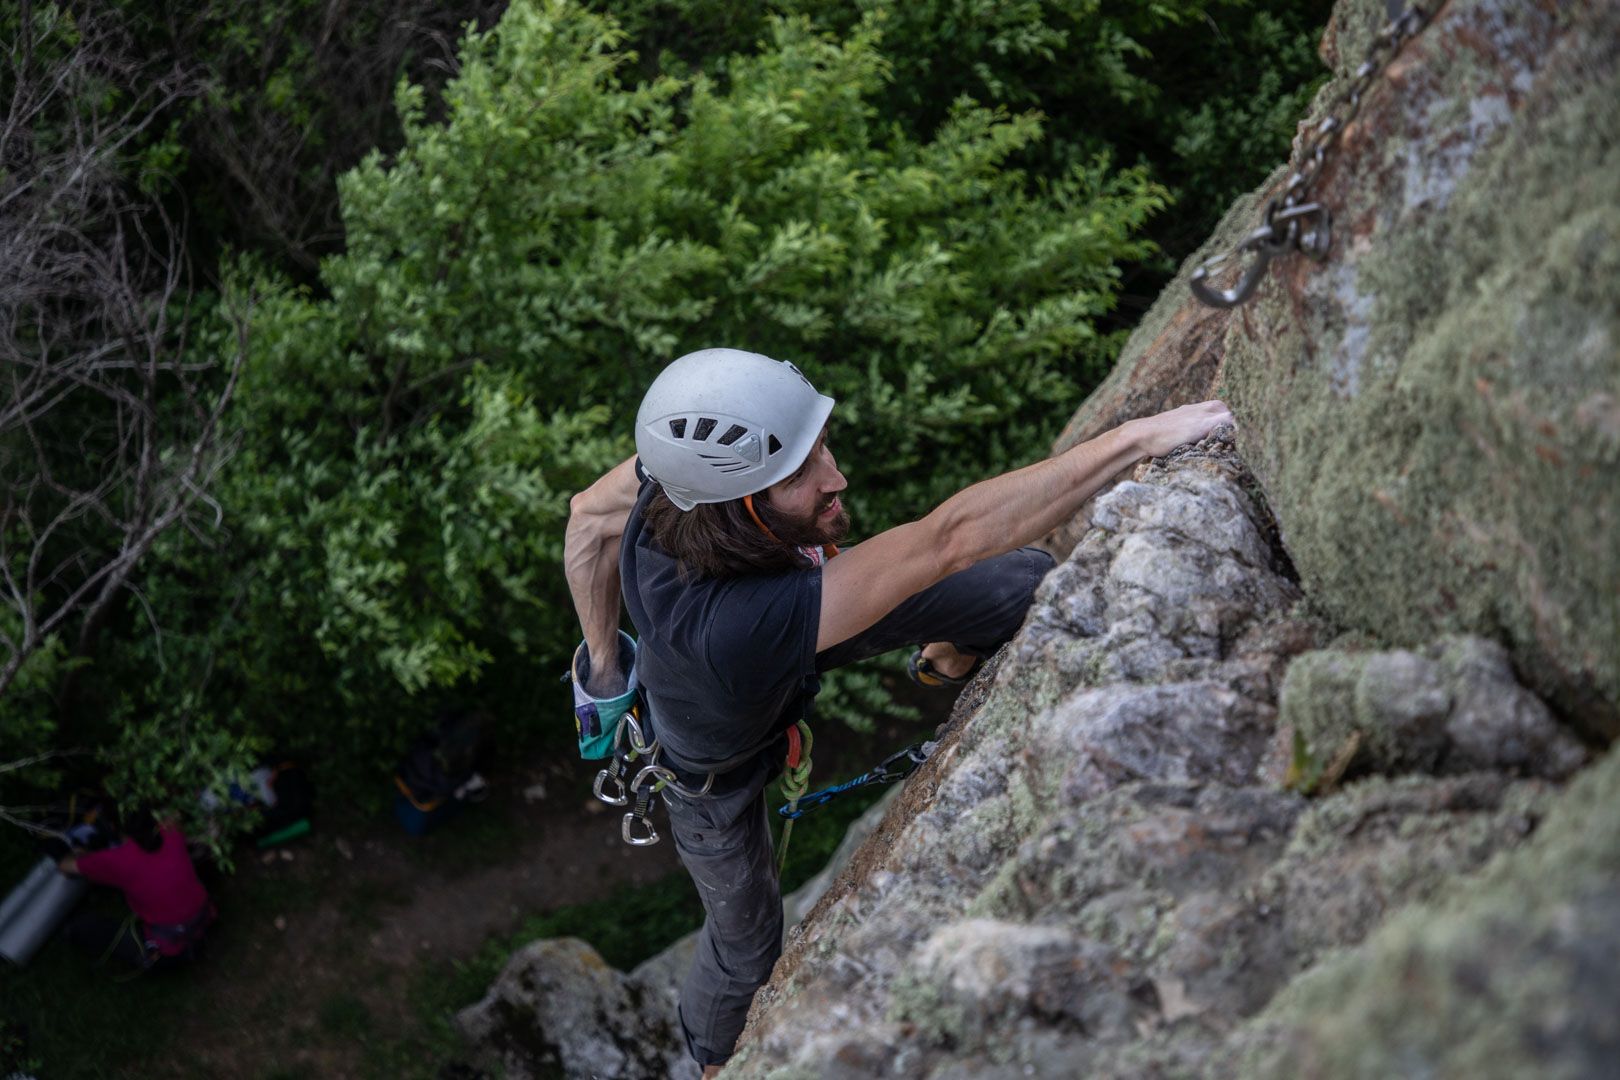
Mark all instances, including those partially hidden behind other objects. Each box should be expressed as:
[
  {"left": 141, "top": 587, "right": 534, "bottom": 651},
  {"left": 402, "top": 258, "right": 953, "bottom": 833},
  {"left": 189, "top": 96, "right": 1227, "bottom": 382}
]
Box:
[{"left": 775, "top": 742, "right": 929, "bottom": 820}]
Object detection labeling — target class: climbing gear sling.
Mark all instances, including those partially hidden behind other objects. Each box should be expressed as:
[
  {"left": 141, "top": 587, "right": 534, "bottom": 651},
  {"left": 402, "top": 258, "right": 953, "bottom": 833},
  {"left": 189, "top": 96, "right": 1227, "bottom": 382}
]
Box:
[
  {"left": 1190, "top": 1, "right": 1430, "bottom": 308},
  {"left": 775, "top": 721, "right": 814, "bottom": 875},
  {"left": 776, "top": 742, "right": 932, "bottom": 821}
]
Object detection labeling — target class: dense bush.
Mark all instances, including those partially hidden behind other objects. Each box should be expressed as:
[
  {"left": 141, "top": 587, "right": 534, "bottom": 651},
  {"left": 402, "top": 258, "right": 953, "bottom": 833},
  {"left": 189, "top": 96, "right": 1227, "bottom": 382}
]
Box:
[{"left": 597, "top": 0, "right": 1333, "bottom": 272}]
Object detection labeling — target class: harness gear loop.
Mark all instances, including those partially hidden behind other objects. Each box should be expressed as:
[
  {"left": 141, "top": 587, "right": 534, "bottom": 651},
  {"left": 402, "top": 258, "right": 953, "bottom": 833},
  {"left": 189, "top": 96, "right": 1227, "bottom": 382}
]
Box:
[{"left": 775, "top": 720, "right": 815, "bottom": 876}]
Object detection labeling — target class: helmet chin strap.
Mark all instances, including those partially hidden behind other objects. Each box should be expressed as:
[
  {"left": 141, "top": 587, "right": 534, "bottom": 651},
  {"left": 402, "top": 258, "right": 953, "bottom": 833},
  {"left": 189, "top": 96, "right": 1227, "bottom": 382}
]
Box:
[
  {"left": 744, "top": 493, "right": 839, "bottom": 561},
  {"left": 743, "top": 493, "right": 783, "bottom": 545}
]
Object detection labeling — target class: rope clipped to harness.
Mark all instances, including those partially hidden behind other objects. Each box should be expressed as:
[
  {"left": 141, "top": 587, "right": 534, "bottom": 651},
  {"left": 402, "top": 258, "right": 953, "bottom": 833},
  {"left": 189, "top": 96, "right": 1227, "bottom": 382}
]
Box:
[{"left": 775, "top": 721, "right": 814, "bottom": 876}]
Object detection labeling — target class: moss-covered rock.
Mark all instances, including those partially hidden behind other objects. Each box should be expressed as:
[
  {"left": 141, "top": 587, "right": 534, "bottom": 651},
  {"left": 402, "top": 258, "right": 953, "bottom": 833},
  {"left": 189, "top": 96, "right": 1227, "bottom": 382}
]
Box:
[
  {"left": 1229, "top": 745, "right": 1620, "bottom": 1079},
  {"left": 1280, "top": 636, "right": 1586, "bottom": 786},
  {"left": 1221, "top": 0, "right": 1620, "bottom": 737}
]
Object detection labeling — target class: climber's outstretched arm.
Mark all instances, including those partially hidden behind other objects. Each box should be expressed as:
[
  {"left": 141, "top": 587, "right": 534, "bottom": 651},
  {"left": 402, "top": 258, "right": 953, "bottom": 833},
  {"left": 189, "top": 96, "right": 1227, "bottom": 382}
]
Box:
[{"left": 818, "top": 400, "right": 1232, "bottom": 651}]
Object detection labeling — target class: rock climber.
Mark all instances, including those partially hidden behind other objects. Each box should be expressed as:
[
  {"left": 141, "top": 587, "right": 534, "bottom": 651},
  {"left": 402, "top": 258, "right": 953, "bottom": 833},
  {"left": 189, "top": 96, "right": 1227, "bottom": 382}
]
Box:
[{"left": 564, "top": 347, "right": 1230, "bottom": 1074}]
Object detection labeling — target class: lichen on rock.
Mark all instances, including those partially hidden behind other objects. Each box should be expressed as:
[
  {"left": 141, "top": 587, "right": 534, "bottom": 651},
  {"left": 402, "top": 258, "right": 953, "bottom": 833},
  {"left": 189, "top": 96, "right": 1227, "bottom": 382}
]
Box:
[
  {"left": 1222, "top": 0, "right": 1620, "bottom": 739},
  {"left": 1281, "top": 636, "right": 1587, "bottom": 787}
]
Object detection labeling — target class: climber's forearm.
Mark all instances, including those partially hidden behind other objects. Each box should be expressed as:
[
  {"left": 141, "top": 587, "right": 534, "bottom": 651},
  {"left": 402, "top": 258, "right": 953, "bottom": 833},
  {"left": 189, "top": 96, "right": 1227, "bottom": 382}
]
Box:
[
  {"left": 565, "top": 457, "right": 639, "bottom": 681},
  {"left": 816, "top": 401, "right": 1230, "bottom": 652},
  {"left": 929, "top": 423, "right": 1146, "bottom": 573},
  {"left": 930, "top": 399, "right": 1232, "bottom": 572}
]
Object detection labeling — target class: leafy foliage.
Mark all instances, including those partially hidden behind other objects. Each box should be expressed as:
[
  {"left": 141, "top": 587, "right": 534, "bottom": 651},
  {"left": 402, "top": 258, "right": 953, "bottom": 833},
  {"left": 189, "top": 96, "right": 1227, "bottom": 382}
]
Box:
[
  {"left": 89, "top": 0, "right": 1165, "bottom": 790},
  {"left": 3, "top": 0, "right": 1334, "bottom": 819},
  {"left": 596, "top": 0, "right": 1334, "bottom": 268}
]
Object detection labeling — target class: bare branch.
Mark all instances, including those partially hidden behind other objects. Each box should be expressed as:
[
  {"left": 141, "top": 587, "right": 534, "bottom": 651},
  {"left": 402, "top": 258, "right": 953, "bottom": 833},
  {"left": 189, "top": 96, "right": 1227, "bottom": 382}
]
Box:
[
  {"left": 0, "top": 5, "right": 240, "bottom": 701},
  {"left": 0, "top": 748, "right": 88, "bottom": 776}
]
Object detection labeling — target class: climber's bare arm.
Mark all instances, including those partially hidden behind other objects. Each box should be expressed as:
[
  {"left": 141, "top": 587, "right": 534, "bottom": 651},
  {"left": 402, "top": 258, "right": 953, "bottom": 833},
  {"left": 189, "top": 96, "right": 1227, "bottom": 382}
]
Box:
[
  {"left": 565, "top": 456, "right": 640, "bottom": 691},
  {"left": 817, "top": 400, "right": 1232, "bottom": 651}
]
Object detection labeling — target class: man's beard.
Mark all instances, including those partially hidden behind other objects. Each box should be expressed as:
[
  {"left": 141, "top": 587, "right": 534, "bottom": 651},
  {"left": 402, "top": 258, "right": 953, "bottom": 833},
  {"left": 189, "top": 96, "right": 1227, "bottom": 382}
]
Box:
[{"left": 768, "top": 492, "right": 851, "bottom": 549}]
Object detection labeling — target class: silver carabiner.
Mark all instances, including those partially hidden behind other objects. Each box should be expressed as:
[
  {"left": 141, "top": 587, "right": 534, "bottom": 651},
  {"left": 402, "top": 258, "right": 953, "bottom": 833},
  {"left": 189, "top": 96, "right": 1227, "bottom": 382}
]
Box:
[
  {"left": 623, "top": 812, "right": 660, "bottom": 846},
  {"left": 633, "top": 759, "right": 715, "bottom": 800},
  {"left": 1267, "top": 201, "right": 1332, "bottom": 261},
  {"left": 630, "top": 763, "right": 675, "bottom": 795},
  {"left": 593, "top": 769, "right": 628, "bottom": 806},
  {"left": 1190, "top": 244, "right": 1276, "bottom": 308},
  {"left": 623, "top": 713, "right": 656, "bottom": 756}
]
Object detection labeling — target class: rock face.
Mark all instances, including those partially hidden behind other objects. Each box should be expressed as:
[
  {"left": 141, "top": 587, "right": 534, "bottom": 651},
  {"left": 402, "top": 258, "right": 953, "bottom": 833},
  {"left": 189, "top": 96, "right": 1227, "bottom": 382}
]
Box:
[
  {"left": 713, "top": 0, "right": 1618, "bottom": 1073},
  {"left": 725, "top": 432, "right": 1596, "bottom": 1078},
  {"left": 468, "top": 1, "right": 1619, "bottom": 1075},
  {"left": 456, "top": 934, "right": 699, "bottom": 1080},
  {"left": 454, "top": 787, "right": 900, "bottom": 1079},
  {"left": 1221, "top": 0, "right": 1620, "bottom": 738}
]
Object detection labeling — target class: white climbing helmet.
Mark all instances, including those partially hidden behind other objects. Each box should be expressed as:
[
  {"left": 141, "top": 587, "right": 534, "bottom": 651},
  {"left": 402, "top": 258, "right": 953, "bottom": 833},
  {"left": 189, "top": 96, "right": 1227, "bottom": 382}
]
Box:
[{"left": 635, "top": 348, "right": 835, "bottom": 510}]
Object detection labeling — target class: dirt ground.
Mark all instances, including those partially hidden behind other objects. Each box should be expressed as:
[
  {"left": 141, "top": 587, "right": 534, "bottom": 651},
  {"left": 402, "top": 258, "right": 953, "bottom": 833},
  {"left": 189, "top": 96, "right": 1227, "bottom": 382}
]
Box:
[
  {"left": 0, "top": 674, "right": 946, "bottom": 1080},
  {"left": 161, "top": 755, "right": 686, "bottom": 1080}
]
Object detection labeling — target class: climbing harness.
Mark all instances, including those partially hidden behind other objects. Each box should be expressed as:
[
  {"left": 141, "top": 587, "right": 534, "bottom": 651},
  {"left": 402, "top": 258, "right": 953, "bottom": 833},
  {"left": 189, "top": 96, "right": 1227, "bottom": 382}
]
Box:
[
  {"left": 776, "top": 741, "right": 932, "bottom": 821},
  {"left": 1190, "top": 0, "right": 1430, "bottom": 308}
]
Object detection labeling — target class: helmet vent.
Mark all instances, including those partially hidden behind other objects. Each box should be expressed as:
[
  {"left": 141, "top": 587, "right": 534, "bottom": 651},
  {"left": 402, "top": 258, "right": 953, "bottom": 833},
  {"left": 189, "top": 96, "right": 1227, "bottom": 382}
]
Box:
[
  {"left": 669, "top": 418, "right": 687, "bottom": 439},
  {"left": 716, "top": 424, "right": 748, "bottom": 446},
  {"left": 767, "top": 435, "right": 782, "bottom": 456},
  {"left": 693, "top": 417, "right": 718, "bottom": 441}
]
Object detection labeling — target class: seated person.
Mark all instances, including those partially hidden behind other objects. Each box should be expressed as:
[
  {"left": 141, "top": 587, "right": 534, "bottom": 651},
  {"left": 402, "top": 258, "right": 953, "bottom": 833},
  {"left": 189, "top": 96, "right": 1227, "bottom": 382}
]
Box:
[{"left": 58, "top": 807, "right": 214, "bottom": 970}]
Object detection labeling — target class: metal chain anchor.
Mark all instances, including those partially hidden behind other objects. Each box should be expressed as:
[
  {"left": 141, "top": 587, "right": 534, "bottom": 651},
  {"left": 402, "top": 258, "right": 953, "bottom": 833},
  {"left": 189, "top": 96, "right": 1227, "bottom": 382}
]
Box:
[{"left": 1190, "top": 2, "right": 1429, "bottom": 308}]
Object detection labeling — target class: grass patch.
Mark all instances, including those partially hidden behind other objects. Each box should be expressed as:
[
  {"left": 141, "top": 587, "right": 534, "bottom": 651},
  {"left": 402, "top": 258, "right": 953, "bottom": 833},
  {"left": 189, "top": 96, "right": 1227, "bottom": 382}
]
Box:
[
  {"left": 317, "top": 991, "right": 374, "bottom": 1038},
  {"left": 0, "top": 892, "right": 209, "bottom": 1078},
  {"left": 399, "top": 795, "right": 531, "bottom": 875}
]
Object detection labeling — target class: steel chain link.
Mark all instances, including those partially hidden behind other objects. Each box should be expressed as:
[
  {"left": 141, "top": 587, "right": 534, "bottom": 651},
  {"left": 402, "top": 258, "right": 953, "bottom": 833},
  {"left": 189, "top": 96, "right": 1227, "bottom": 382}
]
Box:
[{"left": 1189, "top": 3, "right": 1429, "bottom": 308}]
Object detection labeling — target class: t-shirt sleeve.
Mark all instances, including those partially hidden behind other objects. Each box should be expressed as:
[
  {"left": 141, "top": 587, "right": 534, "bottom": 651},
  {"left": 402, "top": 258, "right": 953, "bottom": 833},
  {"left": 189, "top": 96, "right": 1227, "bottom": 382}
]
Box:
[
  {"left": 74, "top": 843, "right": 134, "bottom": 887},
  {"left": 704, "top": 568, "right": 822, "bottom": 701}
]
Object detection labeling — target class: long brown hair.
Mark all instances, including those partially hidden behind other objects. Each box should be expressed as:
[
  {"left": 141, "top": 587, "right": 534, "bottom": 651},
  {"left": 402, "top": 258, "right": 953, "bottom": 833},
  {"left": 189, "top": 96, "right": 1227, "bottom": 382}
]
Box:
[{"left": 640, "top": 487, "right": 807, "bottom": 579}]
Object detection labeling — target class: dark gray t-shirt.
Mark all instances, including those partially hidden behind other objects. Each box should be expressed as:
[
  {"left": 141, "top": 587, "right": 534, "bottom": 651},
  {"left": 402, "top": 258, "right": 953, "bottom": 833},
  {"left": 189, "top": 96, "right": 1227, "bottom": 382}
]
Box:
[{"left": 620, "top": 465, "right": 822, "bottom": 774}]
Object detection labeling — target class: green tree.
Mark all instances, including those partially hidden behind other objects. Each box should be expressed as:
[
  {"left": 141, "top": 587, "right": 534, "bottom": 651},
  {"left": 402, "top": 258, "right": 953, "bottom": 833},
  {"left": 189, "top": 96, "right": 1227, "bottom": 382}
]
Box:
[{"left": 106, "top": 0, "right": 1166, "bottom": 788}]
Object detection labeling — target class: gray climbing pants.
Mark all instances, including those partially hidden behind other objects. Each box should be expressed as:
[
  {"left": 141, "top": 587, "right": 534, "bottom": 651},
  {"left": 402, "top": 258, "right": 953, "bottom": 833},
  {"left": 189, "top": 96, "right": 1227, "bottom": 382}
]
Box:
[{"left": 662, "top": 546, "right": 1054, "bottom": 1066}]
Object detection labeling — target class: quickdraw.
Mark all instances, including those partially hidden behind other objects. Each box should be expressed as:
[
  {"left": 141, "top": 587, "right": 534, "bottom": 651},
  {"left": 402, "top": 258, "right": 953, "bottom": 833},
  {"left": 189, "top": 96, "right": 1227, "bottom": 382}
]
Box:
[
  {"left": 776, "top": 742, "right": 931, "bottom": 821},
  {"left": 592, "top": 708, "right": 714, "bottom": 847}
]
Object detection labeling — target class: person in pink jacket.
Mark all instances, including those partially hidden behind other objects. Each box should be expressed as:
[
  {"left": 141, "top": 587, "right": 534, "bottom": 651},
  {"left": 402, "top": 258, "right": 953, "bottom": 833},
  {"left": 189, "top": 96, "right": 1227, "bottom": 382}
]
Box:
[{"left": 58, "top": 808, "right": 214, "bottom": 970}]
